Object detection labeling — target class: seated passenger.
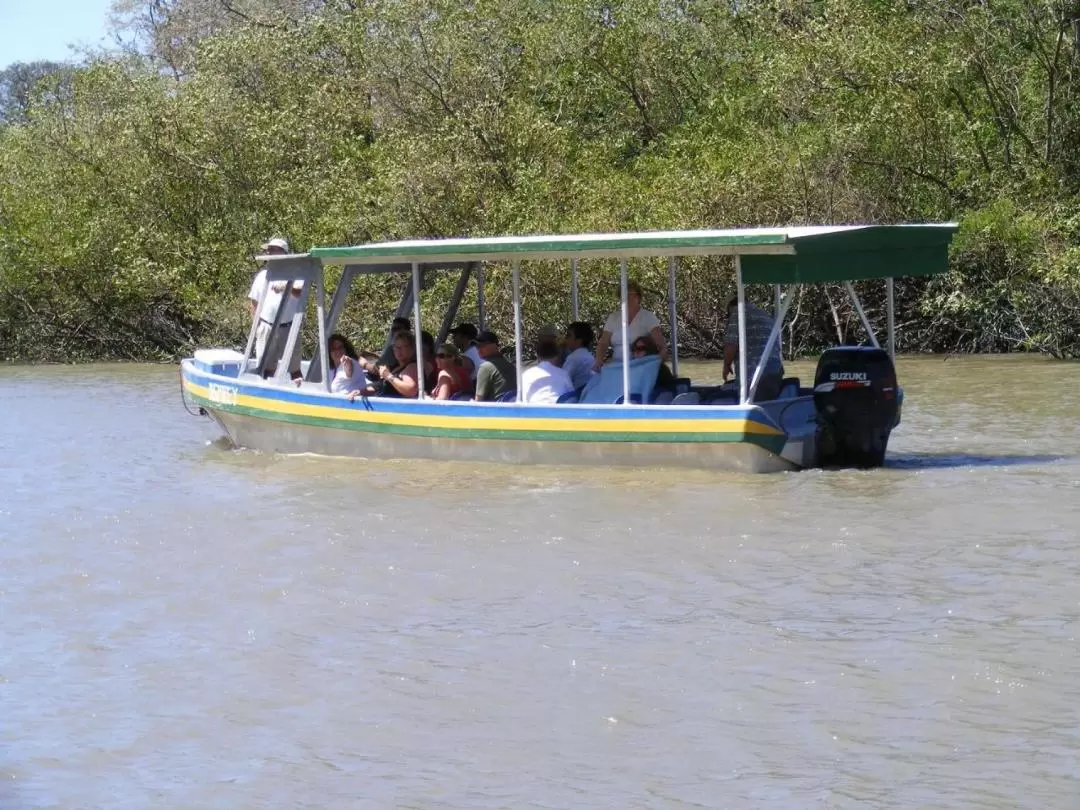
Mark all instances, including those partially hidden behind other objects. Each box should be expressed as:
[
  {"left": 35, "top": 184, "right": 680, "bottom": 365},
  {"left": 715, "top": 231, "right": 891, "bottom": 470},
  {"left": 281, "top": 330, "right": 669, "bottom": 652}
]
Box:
[
  {"left": 562, "top": 322, "right": 596, "bottom": 390},
  {"left": 632, "top": 335, "right": 678, "bottom": 395},
  {"left": 431, "top": 343, "right": 473, "bottom": 400},
  {"left": 420, "top": 330, "right": 437, "bottom": 388},
  {"left": 376, "top": 316, "right": 414, "bottom": 367},
  {"left": 522, "top": 338, "right": 574, "bottom": 404},
  {"left": 593, "top": 280, "right": 667, "bottom": 369},
  {"left": 473, "top": 330, "right": 517, "bottom": 401},
  {"left": 327, "top": 333, "right": 367, "bottom": 394},
  {"left": 349, "top": 331, "right": 419, "bottom": 400},
  {"left": 449, "top": 322, "right": 484, "bottom": 380},
  {"left": 722, "top": 297, "right": 784, "bottom": 401}
]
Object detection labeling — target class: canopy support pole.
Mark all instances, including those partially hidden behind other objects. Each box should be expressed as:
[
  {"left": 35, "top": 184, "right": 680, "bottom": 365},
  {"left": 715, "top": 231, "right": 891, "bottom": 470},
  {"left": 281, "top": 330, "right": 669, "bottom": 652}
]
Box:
[
  {"left": 273, "top": 284, "right": 310, "bottom": 383},
  {"left": 774, "top": 284, "right": 783, "bottom": 360},
  {"left": 886, "top": 277, "right": 896, "bottom": 361},
  {"left": 315, "top": 268, "right": 330, "bottom": 391},
  {"left": 322, "top": 266, "right": 354, "bottom": 344},
  {"left": 571, "top": 259, "right": 580, "bottom": 320},
  {"left": 242, "top": 287, "right": 263, "bottom": 374},
  {"left": 477, "top": 262, "right": 487, "bottom": 330},
  {"left": 619, "top": 259, "right": 631, "bottom": 405},
  {"left": 748, "top": 285, "right": 795, "bottom": 402},
  {"left": 512, "top": 260, "right": 523, "bottom": 403},
  {"left": 667, "top": 256, "right": 679, "bottom": 376},
  {"left": 843, "top": 281, "right": 880, "bottom": 348},
  {"left": 436, "top": 264, "right": 473, "bottom": 348},
  {"left": 736, "top": 256, "right": 748, "bottom": 405},
  {"left": 411, "top": 262, "right": 425, "bottom": 398}
]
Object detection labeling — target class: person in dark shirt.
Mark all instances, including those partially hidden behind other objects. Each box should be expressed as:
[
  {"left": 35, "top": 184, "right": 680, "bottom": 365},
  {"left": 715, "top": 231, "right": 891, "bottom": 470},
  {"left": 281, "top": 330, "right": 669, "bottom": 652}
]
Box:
[{"left": 473, "top": 330, "right": 517, "bottom": 401}]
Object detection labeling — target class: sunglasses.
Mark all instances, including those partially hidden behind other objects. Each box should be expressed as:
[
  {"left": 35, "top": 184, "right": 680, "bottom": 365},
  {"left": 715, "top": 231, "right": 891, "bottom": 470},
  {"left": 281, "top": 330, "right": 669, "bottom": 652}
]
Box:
[{"left": 436, "top": 352, "right": 452, "bottom": 358}]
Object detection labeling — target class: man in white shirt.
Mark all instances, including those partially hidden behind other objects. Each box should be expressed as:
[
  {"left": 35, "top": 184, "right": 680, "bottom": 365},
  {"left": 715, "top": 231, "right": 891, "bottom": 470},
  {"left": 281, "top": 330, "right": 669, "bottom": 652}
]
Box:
[
  {"left": 449, "top": 322, "right": 484, "bottom": 381},
  {"left": 561, "top": 322, "right": 596, "bottom": 391},
  {"left": 248, "top": 237, "right": 304, "bottom": 378},
  {"left": 522, "top": 338, "right": 575, "bottom": 404}
]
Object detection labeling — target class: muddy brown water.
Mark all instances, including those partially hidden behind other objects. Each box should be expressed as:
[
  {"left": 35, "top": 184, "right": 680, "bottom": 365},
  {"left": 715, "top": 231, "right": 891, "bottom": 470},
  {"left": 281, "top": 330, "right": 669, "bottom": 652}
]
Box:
[{"left": 1, "top": 355, "right": 1079, "bottom": 808}]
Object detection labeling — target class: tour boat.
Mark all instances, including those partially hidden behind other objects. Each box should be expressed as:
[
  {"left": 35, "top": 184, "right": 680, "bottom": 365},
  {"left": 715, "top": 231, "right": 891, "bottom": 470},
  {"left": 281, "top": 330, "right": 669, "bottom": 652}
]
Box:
[{"left": 180, "top": 225, "right": 957, "bottom": 472}]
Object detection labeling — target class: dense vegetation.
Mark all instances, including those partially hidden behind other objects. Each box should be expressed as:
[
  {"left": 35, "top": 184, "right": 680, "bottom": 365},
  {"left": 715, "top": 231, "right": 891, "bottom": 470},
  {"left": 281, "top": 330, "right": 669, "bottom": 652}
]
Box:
[{"left": 2, "top": 0, "right": 1080, "bottom": 362}]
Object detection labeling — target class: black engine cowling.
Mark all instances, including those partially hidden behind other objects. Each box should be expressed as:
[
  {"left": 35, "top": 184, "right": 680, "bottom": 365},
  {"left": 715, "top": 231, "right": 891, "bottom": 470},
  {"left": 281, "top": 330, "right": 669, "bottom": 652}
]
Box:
[{"left": 813, "top": 346, "right": 899, "bottom": 468}]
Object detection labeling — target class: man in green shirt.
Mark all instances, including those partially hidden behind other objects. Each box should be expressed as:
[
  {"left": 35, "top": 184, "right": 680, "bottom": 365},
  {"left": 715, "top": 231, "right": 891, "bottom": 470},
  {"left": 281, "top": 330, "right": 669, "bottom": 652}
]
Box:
[{"left": 473, "top": 330, "right": 517, "bottom": 401}]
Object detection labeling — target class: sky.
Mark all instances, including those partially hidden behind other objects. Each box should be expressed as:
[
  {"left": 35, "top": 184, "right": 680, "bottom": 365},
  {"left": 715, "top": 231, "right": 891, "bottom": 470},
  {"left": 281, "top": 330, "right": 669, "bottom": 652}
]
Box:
[{"left": 0, "top": 0, "right": 115, "bottom": 68}]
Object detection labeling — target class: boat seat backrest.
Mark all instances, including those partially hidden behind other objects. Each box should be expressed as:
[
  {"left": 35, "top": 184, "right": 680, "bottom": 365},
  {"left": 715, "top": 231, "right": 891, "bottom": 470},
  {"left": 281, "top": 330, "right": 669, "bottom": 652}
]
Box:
[
  {"left": 579, "top": 355, "right": 661, "bottom": 405},
  {"left": 778, "top": 377, "right": 801, "bottom": 399},
  {"left": 671, "top": 391, "right": 700, "bottom": 406},
  {"left": 650, "top": 390, "right": 674, "bottom": 406},
  {"left": 556, "top": 390, "right": 579, "bottom": 404},
  {"left": 496, "top": 390, "right": 518, "bottom": 402}
]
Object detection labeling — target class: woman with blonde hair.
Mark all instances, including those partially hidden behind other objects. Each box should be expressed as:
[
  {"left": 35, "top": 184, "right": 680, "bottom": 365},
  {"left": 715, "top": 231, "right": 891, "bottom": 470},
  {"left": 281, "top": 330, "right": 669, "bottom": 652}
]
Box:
[{"left": 431, "top": 342, "right": 473, "bottom": 400}]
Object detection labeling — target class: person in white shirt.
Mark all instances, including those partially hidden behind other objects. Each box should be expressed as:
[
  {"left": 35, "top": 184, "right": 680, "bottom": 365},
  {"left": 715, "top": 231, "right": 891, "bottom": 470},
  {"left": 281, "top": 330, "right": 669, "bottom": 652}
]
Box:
[
  {"left": 449, "top": 322, "right": 484, "bottom": 381},
  {"left": 327, "top": 334, "right": 370, "bottom": 394},
  {"left": 522, "top": 338, "right": 575, "bottom": 404},
  {"left": 561, "top": 321, "right": 596, "bottom": 391},
  {"left": 593, "top": 280, "right": 667, "bottom": 369},
  {"left": 248, "top": 236, "right": 304, "bottom": 379}
]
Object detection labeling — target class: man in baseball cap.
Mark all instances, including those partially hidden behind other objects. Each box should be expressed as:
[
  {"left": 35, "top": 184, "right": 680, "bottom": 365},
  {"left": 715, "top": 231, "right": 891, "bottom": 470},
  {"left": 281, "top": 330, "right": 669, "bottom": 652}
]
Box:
[
  {"left": 260, "top": 236, "right": 291, "bottom": 253},
  {"left": 449, "top": 322, "right": 483, "bottom": 380},
  {"left": 473, "top": 330, "right": 517, "bottom": 401},
  {"left": 248, "top": 236, "right": 303, "bottom": 378}
]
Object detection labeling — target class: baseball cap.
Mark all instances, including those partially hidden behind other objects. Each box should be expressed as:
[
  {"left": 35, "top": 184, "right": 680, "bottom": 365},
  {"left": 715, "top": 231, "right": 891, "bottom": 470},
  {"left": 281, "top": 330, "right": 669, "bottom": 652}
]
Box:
[
  {"left": 260, "top": 237, "right": 290, "bottom": 252},
  {"left": 450, "top": 323, "right": 479, "bottom": 339},
  {"left": 475, "top": 329, "right": 499, "bottom": 345}
]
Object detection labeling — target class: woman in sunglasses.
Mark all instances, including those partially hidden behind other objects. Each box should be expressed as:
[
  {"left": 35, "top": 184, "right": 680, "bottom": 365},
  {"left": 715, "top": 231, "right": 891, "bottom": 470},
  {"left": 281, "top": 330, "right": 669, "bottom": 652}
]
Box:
[
  {"left": 632, "top": 335, "right": 679, "bottom": 396},
  {"left": 431, "top": 342, "right": 473, "bottom": 400}
]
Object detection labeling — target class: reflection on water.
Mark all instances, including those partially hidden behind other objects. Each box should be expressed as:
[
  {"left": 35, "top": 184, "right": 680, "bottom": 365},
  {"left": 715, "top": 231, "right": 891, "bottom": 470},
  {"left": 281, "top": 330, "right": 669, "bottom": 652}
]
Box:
[{"left": 2, "top": 356, "right": 1080, "bottom": 808}]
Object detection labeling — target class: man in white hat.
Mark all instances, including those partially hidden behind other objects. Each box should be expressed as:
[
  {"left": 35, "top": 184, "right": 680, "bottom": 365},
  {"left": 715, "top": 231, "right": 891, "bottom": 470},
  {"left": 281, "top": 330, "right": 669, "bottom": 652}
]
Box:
[{"left": 247, "top": 237, "right": 303, "bottom": 378}]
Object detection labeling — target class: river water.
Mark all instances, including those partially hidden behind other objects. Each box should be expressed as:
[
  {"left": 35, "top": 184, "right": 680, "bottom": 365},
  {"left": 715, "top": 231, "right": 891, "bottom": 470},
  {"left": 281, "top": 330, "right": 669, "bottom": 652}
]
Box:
[{"left": 2, "top": 356, "right": 1079, "bottom": 809}]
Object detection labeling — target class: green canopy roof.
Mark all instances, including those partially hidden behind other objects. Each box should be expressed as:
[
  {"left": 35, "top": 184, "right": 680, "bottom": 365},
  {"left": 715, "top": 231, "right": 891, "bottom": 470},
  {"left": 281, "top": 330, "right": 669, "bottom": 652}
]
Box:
[{"left": 310, "top": 224, "right": 957, "bottom": 284}]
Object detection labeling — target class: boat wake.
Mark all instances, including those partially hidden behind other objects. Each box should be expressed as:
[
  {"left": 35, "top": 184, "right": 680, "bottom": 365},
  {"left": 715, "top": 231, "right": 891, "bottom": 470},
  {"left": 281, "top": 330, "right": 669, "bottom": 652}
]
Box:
[{"left": 885, "top": 452, "right": 1068, "bottom": 470}]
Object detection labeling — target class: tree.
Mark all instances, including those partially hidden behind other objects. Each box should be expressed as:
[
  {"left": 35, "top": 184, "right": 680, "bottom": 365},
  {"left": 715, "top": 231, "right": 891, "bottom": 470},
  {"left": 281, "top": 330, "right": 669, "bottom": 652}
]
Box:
[
  {"left": 108, "top": 0, "right": 323, "bottom": 76},
  {"left": 0, "top": 61, "right": 74, "bottom": 125}
]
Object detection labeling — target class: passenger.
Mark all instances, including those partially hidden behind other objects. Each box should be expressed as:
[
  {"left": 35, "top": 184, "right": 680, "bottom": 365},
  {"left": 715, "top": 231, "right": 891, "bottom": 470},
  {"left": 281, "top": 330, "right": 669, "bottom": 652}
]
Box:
[
  {"left": 431, "top": 343, "right": 473, "bottom": 400},
  {"left": 593, "top": 280, "right": 667, "bottom": 369},
  {"left": 722, "top": 297, "right": 784, "bottom": 401},
  {"left": 420, "top": 330, "right": 437, "bottom": 385},
  {"left": 473, "top": 330, "right": 517, "bottom": 402},
  {"left": 522, "top": 338, "right": 574, "bottom": 404},
  {"left": 535, "top": 323, "right": 560, "bottom": 348},
  {"left": 349, "top": 331, "right": 419, "bottom": 400},
  {"left": 327, "top": 333, "right": 368, "bottom": 394},
  {"left": 247, "top": 236, "right": 303, "bottom": 379},
  {"left": 632, "top": 335, "right": 679, "bottom": 396},
  {"left": 562, "top": 322, "right": 596, "bottom": 390},
  {"left": 376, "top": 316, "right": 414, "bottom": 366},
  {"left": 449, "top": 322, "right": 484, "bottom": 380}
]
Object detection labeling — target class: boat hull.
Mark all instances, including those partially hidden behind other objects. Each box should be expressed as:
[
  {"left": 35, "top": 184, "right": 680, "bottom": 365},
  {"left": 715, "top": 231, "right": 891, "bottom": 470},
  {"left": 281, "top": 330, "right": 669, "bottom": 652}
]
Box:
[{"left": 182, "top": 360, "right": 800, "bottom": 473}]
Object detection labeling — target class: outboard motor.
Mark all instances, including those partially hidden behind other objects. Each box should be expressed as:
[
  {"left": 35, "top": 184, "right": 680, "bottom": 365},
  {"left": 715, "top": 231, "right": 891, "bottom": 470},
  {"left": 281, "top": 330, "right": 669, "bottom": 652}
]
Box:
[{"left": 812, "top": 346, "right": 899, "bottom": 468}]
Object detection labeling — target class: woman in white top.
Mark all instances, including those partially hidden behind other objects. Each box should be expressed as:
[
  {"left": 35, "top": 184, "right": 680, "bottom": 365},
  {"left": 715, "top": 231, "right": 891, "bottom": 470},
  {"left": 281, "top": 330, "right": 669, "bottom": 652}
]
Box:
[
  {"left": 593, "top": 280, "right": 668, "bottom": 369},
  {"left": 328, "top": 333, "right": 368, "bottom": 394}
]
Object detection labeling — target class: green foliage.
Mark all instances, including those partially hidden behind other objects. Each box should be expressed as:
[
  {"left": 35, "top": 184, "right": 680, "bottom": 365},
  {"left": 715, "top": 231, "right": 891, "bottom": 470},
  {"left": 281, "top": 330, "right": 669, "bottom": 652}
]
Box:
[{"left": 3, "top": 0, "right": 1080, "bottom": 361}]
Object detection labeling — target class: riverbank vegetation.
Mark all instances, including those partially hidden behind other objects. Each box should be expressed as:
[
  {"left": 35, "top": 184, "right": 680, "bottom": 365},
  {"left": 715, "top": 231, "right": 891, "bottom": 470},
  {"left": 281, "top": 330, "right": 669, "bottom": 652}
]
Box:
[{"left": 2, "top": 0, "right": 1080, "bottom": 362}]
